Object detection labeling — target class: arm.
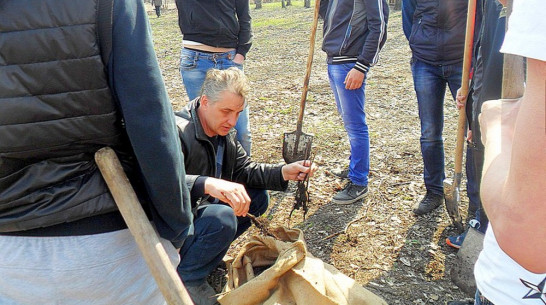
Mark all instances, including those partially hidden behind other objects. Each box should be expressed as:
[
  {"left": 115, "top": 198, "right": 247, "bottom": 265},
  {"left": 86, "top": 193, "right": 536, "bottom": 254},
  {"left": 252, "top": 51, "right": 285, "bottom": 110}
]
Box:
[
  {"left": 345, "top": 0, "right": 389, "bottom": 90},
  {"left": 232, "top": 140, "right": 288, "bottom": 190},
  {"left": 358, "top": 0, "right": 389, "bottom": 70},
  {"left": 110, "top": 0, "right": 192, "bottom": 246},
  {"left": 235, "top": 0, "right": 252, "bottom": 60},
  {"left": 401, "top": 0, "right": 416, "bottom": 40},
  {"left": 319, "top": 0, "right": 330, "bottom": 20},
  {"left": 479, "top": 58, "right": 546, "bottom": 272}
]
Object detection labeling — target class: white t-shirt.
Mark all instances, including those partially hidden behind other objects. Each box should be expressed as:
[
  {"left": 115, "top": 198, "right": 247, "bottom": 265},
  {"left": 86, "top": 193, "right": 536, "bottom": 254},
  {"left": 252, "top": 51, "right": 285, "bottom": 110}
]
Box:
[
  {"left": 500, "top": 0, "right": 546, "bottom": 61},
  {"left": 475, "top": 227, "right": 546, "bottom": 304}
]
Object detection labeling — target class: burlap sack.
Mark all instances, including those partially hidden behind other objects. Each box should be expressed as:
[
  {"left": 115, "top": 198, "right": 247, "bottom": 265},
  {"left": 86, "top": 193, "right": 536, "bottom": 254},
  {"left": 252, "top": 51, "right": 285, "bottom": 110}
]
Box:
[{"left": 218, "top": 226, "right": 387, "bottom": 305}]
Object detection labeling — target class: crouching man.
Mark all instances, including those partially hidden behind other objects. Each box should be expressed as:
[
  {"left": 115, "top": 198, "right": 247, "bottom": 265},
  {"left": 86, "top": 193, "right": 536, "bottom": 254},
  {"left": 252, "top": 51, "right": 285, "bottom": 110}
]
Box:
[{"left": 174, "top": 67, "right": 316, "bottom": 305}]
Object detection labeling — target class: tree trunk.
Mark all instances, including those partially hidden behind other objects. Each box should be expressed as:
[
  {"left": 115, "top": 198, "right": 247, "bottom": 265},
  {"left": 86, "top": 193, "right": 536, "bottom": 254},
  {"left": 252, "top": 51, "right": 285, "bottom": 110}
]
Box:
[
  {"left": 255, "top": 0, "right": 262, "bottom": 9},
  {"left": 281, "top": 0, "right": 286, "bottom": 8},
  {"left": 304, "top": 0, "right": 310, "bottom": 8},
  {"left": 286, "top": 0, "right": 292, "bottom": 6},
  {"left": 393, "top": 0, "right": 401, "bottom": 10}
]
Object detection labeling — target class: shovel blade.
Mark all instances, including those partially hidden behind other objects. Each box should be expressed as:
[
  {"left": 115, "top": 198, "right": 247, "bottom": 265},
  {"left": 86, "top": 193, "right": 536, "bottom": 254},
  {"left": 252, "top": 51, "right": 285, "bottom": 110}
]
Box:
[
  {"left": 282, "top": 131, "right": 313, "bottom": 164},
  {"left": 444, "top": 177, "right": 464, "bottom": 233}
]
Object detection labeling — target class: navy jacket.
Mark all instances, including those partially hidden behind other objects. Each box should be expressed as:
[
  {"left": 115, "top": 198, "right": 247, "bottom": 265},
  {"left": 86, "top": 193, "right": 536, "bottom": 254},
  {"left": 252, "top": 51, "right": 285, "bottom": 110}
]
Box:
[
  {"left": 320, "top": 0, "right": 389, "bottom": 74},
  {"left": 402, "top": 0, "right": 468, "bottom": 66}
]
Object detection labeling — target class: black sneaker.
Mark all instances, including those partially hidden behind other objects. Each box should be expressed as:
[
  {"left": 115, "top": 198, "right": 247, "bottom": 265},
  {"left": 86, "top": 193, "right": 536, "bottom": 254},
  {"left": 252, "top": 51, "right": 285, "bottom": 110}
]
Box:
[
  {"left": 332, "top": 182, "right": 368, "bottom": 205},
  {"left": 413, "top": 191, "right": 443, "bottom": 215},
  {"left": 185, "top": 281, "right": 219, "bottom": 305},
  {"left": 332, "top": 166, "right": 349, "bottom": 179}
]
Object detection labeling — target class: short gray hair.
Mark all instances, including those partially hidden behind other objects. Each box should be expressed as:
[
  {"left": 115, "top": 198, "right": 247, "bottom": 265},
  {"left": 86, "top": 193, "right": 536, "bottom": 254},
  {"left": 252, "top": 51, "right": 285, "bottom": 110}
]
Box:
[{"left": 200, "top": 67, "right": 249, "bottom": 105}]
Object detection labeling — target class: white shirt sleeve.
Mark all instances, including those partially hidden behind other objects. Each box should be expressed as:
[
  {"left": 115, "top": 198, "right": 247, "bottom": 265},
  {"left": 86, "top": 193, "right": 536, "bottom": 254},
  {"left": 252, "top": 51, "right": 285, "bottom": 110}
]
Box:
[{"left": 500, "top": 0, "right": 546, "bottom": 61}]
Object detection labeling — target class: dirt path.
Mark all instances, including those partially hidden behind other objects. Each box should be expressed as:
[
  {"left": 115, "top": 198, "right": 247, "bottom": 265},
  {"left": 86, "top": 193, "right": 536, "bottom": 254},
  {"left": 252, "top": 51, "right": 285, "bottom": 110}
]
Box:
[{"left": 149, "top": 3, "right": 474, "bottom": 304}]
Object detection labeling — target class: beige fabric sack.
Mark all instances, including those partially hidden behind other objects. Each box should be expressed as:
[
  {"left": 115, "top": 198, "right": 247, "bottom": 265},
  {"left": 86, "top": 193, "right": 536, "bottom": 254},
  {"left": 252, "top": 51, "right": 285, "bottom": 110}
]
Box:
[{"left": 218, "top": 226, "right": 387, "bottom": 305}]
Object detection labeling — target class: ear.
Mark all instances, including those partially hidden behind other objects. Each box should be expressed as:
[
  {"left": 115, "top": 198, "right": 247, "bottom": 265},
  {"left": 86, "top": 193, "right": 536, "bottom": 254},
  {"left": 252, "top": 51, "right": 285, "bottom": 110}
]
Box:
[{"left": 200, "top": 95, "right": 209, "bottom": 109}]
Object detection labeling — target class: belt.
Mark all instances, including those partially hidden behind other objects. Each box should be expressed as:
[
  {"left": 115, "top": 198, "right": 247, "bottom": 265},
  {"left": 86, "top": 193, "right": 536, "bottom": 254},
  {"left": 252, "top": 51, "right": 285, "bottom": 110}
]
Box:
[
  {"left": 0, "top": 211, "right": 127, "bottom": 237},
  {"left": 183, "top": 47, "right": 235, "bottom": 60}
]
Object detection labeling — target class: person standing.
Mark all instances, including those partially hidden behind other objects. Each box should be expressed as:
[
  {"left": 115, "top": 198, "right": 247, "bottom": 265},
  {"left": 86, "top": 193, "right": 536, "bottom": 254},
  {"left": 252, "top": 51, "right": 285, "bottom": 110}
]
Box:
[
  {"left": 473, "top": 0, "right": 546, "bottom": 303},
  {"left": 402, "top": 0, "right": 469, "bottom": 215},
  {"left": 175, "top": 0, "right": 253, "bottom": 155},
  {"left": 152, "top": 0, "right": 162, "bottom": 17},
  {"left": 319, "top": 0, "right": 389, "bottom": 204},
  {"left": 0, "top": 0, "right": 192, "bottom": 303},
  {"left": 446, "top": 0, "right": 506, "bottom": 248}
]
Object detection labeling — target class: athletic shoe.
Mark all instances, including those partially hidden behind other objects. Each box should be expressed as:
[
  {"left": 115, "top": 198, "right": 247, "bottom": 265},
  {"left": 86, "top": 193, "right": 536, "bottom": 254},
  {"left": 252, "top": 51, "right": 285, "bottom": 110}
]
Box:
[
  {"left": 332, "top": 182, "right": 368, "bottom": 205},
  {"left": 446, "top": 230, "right": 468, "bottom": 250},
  {"left": 332, "top": 166, "right": 349, "bottom": 179},
  {"left": 186, "top": 281, "right": 219, "bottom": 305},
  {"left": 413, "top": 191, "right": 443, "bottom": 215}
]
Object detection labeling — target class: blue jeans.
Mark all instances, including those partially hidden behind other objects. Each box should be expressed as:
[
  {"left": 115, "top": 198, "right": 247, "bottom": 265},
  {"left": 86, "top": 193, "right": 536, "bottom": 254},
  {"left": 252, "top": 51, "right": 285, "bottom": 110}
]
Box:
[
  {"left": 176, "top": 188, "right": 268, "bottom": 285},
  {"left": 411, "top": 59, "right": 462, "bottom": 195},
  {"left": 474, "top": 289, "right": 495, "bottom": 305},
  {"left": 180, "top": 48, "right": 252, "bottom": 155},
  {"left": 327, "top": 63, "right": 369, "bottom": 186}
]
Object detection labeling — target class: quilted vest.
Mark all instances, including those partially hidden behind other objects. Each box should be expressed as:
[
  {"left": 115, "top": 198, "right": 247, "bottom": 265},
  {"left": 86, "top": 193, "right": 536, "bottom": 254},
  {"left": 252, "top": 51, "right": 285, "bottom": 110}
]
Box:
[{"left": 0, "top": 0, "right": 131, "bottom": 231}]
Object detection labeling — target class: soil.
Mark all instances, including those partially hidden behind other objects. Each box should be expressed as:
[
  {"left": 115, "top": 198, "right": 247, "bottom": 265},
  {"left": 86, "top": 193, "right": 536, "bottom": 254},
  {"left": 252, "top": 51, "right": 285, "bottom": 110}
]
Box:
[{"left": 148, "top": 3, "right": 475, "bottom": 304}]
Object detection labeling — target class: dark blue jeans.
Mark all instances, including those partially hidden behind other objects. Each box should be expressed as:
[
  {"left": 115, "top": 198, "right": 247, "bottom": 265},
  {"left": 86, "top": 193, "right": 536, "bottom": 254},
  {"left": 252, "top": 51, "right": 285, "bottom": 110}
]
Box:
[
  {"left": 411, "top": 59, "right": 462, "bottom": 195},
  {"left": 177, "top": 188, "right": 269, "bottom": 286}
]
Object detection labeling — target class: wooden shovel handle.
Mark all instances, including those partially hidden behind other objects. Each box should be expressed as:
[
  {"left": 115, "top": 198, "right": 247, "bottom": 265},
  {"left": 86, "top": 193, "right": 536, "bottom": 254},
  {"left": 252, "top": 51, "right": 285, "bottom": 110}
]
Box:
[
  {"left": 297, "top": 0, "right": 321, "bottom": 132},
  {"left": 95, "top": 147, "right": 194, "bottom": 305},
  {"left": 502, "top": 0, "right": 525, "bottom": 99},
  {"left": 454, "top": 0, "right": 477, "bottom": 175}
]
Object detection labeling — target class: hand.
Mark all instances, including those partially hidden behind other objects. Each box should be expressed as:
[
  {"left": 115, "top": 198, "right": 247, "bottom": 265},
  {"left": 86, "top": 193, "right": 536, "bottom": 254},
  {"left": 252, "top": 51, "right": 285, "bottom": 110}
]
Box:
[
  {"left": 204, "top": 177, "right": 251, "bottom": 216},
  {"left": 281, "top": 160, "right": 317, "bottom": 181},
  {"left": 456, "top": 87, "right": 467, "bottom": 109},
  {"left": 344, "top": 68, "right": 365, "bottom": 90},
  {"left": 233, "top": 53, "right": 245, "bottom": 65}
]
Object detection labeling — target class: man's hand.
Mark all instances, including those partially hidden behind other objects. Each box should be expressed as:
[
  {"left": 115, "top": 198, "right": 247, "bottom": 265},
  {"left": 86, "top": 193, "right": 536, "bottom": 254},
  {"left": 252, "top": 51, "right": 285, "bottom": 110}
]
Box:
[
  {"left": 455, "top": 87, "right": 467, "bottom": 109},
  {"left": 282, "top": 160, "right": 317, "bottom": 181},
  {"left": 204, "top": 177, "right": 251, "bottom": 216},
  {"left": 233, "top": 53, "right": 245, "bottom": 65},
  {"left": 344, "top": 68, "right": 365, "bottom": 90}
]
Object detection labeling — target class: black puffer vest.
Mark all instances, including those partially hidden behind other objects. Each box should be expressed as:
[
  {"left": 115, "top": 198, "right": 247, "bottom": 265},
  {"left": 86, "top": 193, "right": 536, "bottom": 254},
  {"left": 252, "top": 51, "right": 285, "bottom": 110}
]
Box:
[{"left": 0, "top": 0, "right": 132, "bottom": 232}]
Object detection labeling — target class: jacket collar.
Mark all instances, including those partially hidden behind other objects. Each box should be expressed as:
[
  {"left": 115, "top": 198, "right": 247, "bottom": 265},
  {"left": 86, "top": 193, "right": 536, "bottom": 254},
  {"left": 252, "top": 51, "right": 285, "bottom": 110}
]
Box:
[{"left": 187, "top": 98, "right": 212, "bottom": 142}]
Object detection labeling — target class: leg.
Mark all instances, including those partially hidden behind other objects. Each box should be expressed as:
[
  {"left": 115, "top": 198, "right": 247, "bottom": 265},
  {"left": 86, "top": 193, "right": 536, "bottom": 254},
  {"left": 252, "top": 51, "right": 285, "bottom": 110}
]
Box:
[
  {"left": 234, "top": 187, "right": 269, "bottom": 239},
  {"left": 177, "top": 204, "right": 237, "bottom": 285},
  {"left": 233, "top": 107, "right": 252, "bottom": 156},
  {"left": 180, "top": 49, "right": 213, "bottom": 101},
  {"left": 327, "top": 63, "right": 369, "bottom": 186},
  {"left": 411, "top": 59, "right": 447, "bottom": 195}
]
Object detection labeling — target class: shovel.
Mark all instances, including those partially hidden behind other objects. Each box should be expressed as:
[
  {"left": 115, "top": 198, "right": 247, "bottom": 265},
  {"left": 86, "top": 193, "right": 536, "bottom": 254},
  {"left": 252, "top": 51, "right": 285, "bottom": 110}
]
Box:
[
  {"left": 443, "top": 0, "right": 477, "bottom": 233},
  {"left": 95, "top": 147, "right": 194, "bottom": 305},
  {"left": 282, "top": 0, "right": 320, "bottom": 163}
]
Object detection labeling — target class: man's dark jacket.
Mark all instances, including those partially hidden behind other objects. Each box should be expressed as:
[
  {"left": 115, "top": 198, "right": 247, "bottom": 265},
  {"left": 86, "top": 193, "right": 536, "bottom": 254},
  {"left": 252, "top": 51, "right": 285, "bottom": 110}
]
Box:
[
  {"left": 175, "top": 99, "right": 287, "bottom": 207},
  {"left": 403, "top": 0, "right": 468, "bottom": 65},
  {"left": 0, "top": 0, "right": 191, "bottom": 245}
]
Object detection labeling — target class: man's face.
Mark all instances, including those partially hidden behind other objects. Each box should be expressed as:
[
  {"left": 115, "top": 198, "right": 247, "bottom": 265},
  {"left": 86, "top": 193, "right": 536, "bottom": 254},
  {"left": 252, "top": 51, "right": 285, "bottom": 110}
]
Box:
[{"left": 199, "top": 91, "right": 245, "bottom": 137}]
